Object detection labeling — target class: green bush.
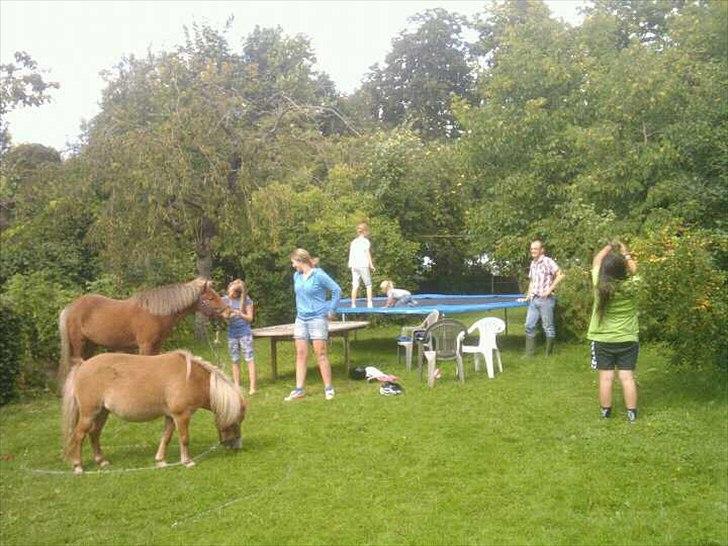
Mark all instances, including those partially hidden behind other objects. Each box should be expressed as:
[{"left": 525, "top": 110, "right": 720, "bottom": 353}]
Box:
[
  {"left": 554, "top": 265, "right": 593, "bottom": 341},
  {"left": 1, "top": 272, "right": 79, "bottom": 388},
  {"left": 0, "top": 302, "right": 23, "bottom": 405},
  {"left": 632, "top": 224, "right": 728, "bottom": 368}
]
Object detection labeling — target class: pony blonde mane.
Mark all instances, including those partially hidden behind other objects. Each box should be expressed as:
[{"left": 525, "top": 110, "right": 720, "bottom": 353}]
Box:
[
  {"left": 132, "top": 278, "right": 206, "bottom": 316},
  {"left": 177, "top": 351, "right": 241, "bottom": 428}
]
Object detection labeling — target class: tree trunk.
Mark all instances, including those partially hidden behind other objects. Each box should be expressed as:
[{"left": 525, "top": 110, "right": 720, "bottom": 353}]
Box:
[{"left": 194, "top": 216, "right": 216, "bottom": 340}]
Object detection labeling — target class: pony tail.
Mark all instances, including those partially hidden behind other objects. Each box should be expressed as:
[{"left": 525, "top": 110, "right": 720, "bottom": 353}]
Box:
[
  {"left": 61, "top": 366, "right": 79, "bottom": 459},
  {"left": 58, "top": 307, "right": 71, "bottom": 386}
]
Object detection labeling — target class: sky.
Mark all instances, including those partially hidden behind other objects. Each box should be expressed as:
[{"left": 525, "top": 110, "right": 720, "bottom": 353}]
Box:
[{"left": 1, "top": 0, "right": 585, "bottom": 152}]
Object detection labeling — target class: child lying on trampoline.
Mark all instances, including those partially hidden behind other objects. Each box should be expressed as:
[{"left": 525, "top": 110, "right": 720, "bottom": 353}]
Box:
[{"left": 380, "top": 280, "right": 417, "bottom": 307}]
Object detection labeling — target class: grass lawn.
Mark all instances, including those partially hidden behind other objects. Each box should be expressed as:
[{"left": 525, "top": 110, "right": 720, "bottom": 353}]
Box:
[{"left": 1, "top": 311, "right": 726, "bottom": 545}]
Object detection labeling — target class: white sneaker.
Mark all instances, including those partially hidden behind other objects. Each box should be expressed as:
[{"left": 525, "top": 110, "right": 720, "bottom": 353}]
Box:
[
  {"left": 284, "top": 389, "right": 305, "bottom": 402},
  {"left": 324, "top": 387, "right": 335, "bottom": 400}
]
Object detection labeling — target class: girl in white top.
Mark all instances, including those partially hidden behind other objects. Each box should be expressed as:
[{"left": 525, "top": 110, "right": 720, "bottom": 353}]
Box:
[
  {"left": 380, "top": 280, "right": 416, "bottom": 307},
  {"left": 348, "top": 222, "right": 375, "bottom": 308}
]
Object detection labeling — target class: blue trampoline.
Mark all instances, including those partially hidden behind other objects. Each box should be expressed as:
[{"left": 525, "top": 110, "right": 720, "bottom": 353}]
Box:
[{"left": 337, "top": 293, "right": 527, "bottom": 317}]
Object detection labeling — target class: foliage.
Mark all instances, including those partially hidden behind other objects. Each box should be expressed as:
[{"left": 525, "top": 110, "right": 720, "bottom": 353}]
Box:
[
  {"left": 359, "top": 8, "right": 474, "bottom": 139},
  {"left": 0, "top": 52, "right": 59, "bottom": 154},
  {"left": 0, "top": 302, "right": 23, "bottom": 405},
  {"left": 631, "top": 223, "right": 728, "bottom": 368},
  {"left": 1, "top": 272, "right": 79, "bottom": 388}
]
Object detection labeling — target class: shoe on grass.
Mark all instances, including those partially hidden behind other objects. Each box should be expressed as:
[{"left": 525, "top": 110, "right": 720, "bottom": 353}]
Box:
[
  {"left": 284, "top": 388, "right": 305, "bottom": 402},
  {"left": 627, "top": 409, "right": 637, "bottom": 423},
  {"left": 325, "top": 386, "right": 335, "bottom": 400}
]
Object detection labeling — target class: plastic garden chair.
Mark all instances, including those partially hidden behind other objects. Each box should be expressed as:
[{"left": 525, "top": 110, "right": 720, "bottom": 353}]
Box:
[
  {"left": 456, "top": 317, "right": 506, "bottom": 379},
  {"left": 397, "top": 309, "right": 439, "bottom": 371},
  {"left": 419, "top": 318, "right": 467, "bottom": 387}
]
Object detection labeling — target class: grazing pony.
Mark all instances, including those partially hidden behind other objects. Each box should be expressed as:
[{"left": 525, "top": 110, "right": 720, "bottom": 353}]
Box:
[
  {"left": 58, "top": 278, "right": 231, "bottom": 381},
  {"left": 61, "top": 351, "right": 246, "bottom": 474}
]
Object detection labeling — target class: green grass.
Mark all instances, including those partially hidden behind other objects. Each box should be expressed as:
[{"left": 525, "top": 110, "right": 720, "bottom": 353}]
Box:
[{"left": 1, "top": 311, "right": 726, "bottom": 545}]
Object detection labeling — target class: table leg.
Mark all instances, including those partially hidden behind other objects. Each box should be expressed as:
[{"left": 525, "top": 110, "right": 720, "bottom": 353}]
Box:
[
  {"left": 504, "top": 308, "right": 509, "bottom": 334},
  {"left": 343, "top": 332, "right": 350, "bottom": 374},
  {"left": 270, "top": 338, "right": 278, "bottom": 381}
]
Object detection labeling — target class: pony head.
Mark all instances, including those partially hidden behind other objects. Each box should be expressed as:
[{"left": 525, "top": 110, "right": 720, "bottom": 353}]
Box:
[
  {"left": 197, "top": 279, "right": 232, "bottom": 319},
  {"left": 217, "top": 393, "right": 246, "bottom": 449}
]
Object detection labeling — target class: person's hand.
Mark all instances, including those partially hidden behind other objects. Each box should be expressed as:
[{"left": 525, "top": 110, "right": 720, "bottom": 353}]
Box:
[{"left": 517, "top": 297, "right": 527, "bottom": 303}]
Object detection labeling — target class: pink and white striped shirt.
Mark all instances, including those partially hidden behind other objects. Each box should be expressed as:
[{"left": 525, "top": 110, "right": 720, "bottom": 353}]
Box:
[{"left": 529, "top": 256, "right": 560, "bottom": 298}]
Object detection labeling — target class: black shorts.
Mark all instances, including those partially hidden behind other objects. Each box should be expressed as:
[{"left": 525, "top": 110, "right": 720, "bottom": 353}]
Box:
[{"left": 590, "top": 341, "right": 639, "bottom": 370}]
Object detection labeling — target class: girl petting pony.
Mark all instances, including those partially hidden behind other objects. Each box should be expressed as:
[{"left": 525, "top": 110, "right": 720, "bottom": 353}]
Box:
[{"left": 222, "top": 279, "right": 257, "bottom": 394}]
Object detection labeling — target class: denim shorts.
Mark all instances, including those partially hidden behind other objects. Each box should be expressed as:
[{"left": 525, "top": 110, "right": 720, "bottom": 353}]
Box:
[
  {"left": 228, "top": 335, "right": 254, "bottom": 363},
  {"left": 293, "top": 317, "right": 329, "bottom": 341},
  {"left": 351, "top": 267, "right": 372, "bottom": 288}
]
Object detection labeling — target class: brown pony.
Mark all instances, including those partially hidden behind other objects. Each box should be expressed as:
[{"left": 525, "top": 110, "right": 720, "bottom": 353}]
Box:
[
  {"left": 58, "top": 278, "right": 231, "bottom": 381},
  {"left": 61, "top": 351, "right": 246, "bottom": 474}
]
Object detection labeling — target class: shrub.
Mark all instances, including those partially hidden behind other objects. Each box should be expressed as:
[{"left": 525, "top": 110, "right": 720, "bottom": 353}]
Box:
[
  {"left": 554, "top": 265, "right": 593, "bottom": 341},
  {"left": 631, "top": 224, "right": 728, "bottom": 368},
  {"left": 1, "top": 272, "right": 79, "bottom": 388},
  {"left": 0, "top": 302, "right": 23, "bottom": 404}
]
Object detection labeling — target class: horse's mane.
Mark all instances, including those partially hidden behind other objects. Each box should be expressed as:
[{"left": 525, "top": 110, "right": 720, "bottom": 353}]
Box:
[
  {"left": 131, "top": 278, "right": 206, "bottom": 316},
  {"left": 176, "top": 351, "right": 241, "bottom": 428}
]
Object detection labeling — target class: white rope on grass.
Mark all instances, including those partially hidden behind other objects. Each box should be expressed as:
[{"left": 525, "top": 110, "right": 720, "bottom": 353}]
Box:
[
  {"left": 26, "top": 444, "right": 220, "bottom": 476},
  {"left": 170, "top": 463, "right": 294, "bottom": 528}
]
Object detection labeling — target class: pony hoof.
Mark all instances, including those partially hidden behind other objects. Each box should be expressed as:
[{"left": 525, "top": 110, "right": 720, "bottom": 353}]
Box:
[
  {"left": 183, "top": 460, "right": 196, "bottom": 468},
  {"left": 73, "top": 466, "right": 84, "bottom": 475},
  {"left": 155, "top": 461, "right": 167, "bottom": 468}
]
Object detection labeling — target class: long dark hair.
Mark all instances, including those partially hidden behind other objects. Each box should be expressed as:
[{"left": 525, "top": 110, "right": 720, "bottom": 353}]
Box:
[{"left": 596, "top": 252, "right": 628, "bottom": 322}]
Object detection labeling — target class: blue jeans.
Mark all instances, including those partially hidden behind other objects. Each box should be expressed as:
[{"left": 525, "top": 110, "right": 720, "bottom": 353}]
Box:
[
  {"left": 293, "top": 317, "right": 329, "bottom": 341},
  {"left": 525, "top": 296, "right": 556, "bottom": 338}
]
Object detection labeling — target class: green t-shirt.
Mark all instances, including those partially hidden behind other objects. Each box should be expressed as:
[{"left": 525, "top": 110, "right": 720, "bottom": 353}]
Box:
[{"left": 586, "top": 266, "right": 639, "bottom": 342}]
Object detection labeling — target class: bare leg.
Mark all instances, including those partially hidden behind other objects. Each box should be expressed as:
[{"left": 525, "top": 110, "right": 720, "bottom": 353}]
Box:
[
  {"left": 173, "top": 413, "right": 195, "bottom": 467},
  {"left": 246, "top": 359, "right": 257, "bottom": 394},
  {"left": 155, "top": 416, "right": 175, "bottom": 467},
  {"left": 351, "top": 282, "right": 359, "bottom": 307},
  {"left": 89, "top": 410, "right": 110, "bottom": 467},
  {"left": 231, "top": 363, "right": 241, "bottom": 389},
  {"left": 618, "top": 370, "right": 638, "bottom": 409},
  {"left": 294, "top": 339, "right": 309, "bottom": 389},
  {"left": 599, "top": 370, "right": 615, "bottom": 408},
  {"left": 312, "top": 339, "right": 332, "bottom": 387},
  {"left": 366, "top": 285, "right": 373, "bottom": 307}
]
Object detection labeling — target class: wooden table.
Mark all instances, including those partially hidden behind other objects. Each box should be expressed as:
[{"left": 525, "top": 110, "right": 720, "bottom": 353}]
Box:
[{"left": 252, "top": 321, "right": 369, "bottom": 380}]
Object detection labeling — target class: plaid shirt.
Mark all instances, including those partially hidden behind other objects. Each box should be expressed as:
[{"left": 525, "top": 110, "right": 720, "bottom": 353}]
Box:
[{"left": 529, "top": 255, "right": 560, "bottom": 297}]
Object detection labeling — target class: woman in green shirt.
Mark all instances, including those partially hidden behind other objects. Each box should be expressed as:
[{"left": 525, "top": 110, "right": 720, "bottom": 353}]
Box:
[{"left": 587, "top": 241, "right": 639, "bottom": 423}]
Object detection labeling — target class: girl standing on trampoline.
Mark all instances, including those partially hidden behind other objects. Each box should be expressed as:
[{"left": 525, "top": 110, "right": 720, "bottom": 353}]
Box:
[
  {"left": 348, "top": 222, "right": 375, "bottom": 308},
  {"left": 587, "top": 240, "right": 639, "bottom": 422},
  {"left": 285, "top": 248, "right": 342, "bottom": 402}
]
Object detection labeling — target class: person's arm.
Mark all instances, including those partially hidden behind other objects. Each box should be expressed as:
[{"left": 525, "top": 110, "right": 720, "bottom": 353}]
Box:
[
  {"left": 320, "top": 271, "right": 342, "bottom": 316},
  {"left": 240, "top": 301, "right": 254, "bottom": 323},
  {"left": 544, "top": 268, "right": 565, "bottom": 297},
  {"left": 618, "top": 241, "right": 637, "bottom": 275},
  {"left": 592, "top": 244, "right": 613, "bottom": 271}
]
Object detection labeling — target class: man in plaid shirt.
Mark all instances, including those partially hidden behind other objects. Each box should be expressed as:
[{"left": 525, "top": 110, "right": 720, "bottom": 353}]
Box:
[{"left": 525, "top": 240, "right": 565, "bottom": 356}]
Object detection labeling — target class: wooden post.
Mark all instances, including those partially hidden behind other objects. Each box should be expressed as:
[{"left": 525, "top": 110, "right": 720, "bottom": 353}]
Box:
[{"left": 270, "top": 338, "right": 277, "bottom": 380}]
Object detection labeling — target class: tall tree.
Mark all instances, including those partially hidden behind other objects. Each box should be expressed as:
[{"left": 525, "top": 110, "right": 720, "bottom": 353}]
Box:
[{"left": 360, "top": 8, "right": 474, "bottom": 139}]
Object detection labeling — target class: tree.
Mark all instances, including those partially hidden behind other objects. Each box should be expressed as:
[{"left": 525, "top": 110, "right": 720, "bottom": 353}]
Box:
[
  {"left": 82, "top": 23, "right": 335, "bottom": 289},
  {"left": 0, "top": 52, "right": 59, "bottom": 155},
  {"left": 359, "top": 8, "right": 474, "bottom": 139}
]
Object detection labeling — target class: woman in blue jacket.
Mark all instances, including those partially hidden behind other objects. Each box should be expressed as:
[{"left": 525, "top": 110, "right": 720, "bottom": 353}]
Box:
[{"left": 284, "top": 248, "right": 342, "bottom": 401}]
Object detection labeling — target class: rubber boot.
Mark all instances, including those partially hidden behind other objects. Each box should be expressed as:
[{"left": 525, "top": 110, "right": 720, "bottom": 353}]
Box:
[
  {"left": 545, "top": 337, "right": 555, "bottom": 356},
  {"left": 525, "top": 335, "right": 536, "bottom": 357}
]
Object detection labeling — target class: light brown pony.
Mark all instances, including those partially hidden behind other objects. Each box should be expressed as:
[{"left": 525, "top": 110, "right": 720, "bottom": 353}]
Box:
[
  {"left": 61, "top": 351, "right": 246, "bottom": 474},
  {"left": 58, "top": 278, "right": 231, "bottom": 381}
]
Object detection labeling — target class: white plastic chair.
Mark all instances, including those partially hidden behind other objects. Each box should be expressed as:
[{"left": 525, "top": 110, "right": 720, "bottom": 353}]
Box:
[
  {"left": 456, "top": 317, "right": 506, "bottom": 379},
  {"left": 397, "top": 310, "right": 440, "bottom": 371}
]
